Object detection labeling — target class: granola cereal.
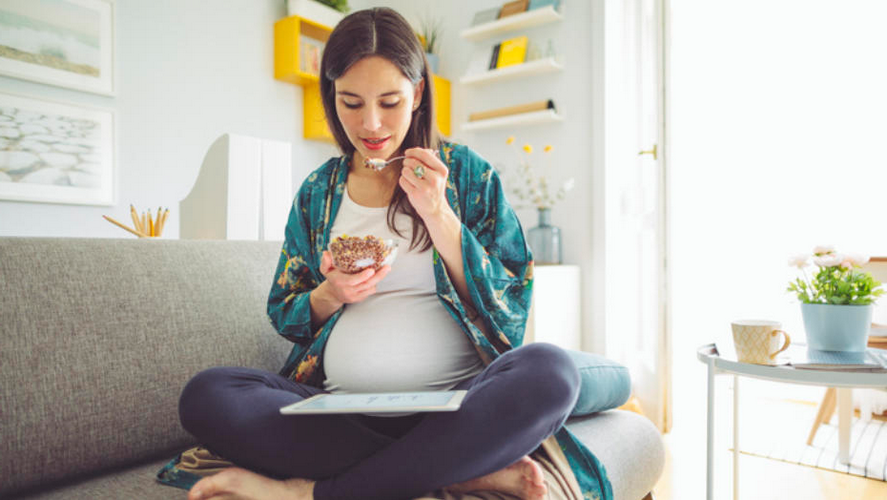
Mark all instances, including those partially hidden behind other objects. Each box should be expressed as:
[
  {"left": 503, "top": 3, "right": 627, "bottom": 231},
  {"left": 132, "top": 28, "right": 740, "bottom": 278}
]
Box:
[{"left": 328, "top": 235, "right": 397, "bottom": 273}]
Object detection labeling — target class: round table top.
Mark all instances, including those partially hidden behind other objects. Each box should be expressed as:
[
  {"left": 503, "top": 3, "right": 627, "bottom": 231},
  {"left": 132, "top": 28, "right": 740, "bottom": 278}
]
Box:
[{"left": 697, "top": 343, "right": 887, "bottom": 388}]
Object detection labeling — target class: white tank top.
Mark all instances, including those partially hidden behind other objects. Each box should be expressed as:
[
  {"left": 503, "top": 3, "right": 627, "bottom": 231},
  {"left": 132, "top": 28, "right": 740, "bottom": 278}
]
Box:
[{"left": 322, "top": 186, "right": 484, "bottom": 394}]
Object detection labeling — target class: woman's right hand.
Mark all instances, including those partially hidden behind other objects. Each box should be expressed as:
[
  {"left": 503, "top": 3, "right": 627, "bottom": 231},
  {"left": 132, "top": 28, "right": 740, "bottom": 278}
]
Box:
[{"left": 310, "top": 251, "right": 391, "bottom": 325}]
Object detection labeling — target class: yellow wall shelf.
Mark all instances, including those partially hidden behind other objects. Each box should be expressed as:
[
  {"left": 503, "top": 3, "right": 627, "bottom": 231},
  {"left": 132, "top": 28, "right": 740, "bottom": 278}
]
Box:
[{"left": 274, "top": 15, "right": 451, "bottom": 141}]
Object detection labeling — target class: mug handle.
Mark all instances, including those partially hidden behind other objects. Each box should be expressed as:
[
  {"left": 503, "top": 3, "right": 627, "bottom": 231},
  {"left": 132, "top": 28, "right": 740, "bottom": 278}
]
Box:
[{"left": 769, "top": 329, "right": 791, "bottom": 359}]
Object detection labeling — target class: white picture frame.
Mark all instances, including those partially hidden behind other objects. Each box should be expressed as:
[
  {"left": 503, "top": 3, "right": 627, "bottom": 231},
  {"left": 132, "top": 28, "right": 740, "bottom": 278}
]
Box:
[
  {"left": 0, "top": 0, "right": 115, "bottom": 96},
  {"left": 0, "top": 91, "right": 114, "bottom": 206}
]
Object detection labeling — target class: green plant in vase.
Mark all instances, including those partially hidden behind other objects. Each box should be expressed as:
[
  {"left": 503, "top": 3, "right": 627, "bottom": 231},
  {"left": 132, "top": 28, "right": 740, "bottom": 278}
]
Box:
[
  {"left": 416, "top": 15, "right": 443, "bottom": 74},
  {"left": 787, "top": 245, "right": 884, "bottom": 352},
  {"left": 314, "top": 0, "right": 349, "bottom": 13}
]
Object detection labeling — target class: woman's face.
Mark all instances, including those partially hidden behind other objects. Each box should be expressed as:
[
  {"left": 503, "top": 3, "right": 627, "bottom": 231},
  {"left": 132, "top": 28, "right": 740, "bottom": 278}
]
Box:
[{"left": 334, "top": 56, "right": 423, "bottom": 163}]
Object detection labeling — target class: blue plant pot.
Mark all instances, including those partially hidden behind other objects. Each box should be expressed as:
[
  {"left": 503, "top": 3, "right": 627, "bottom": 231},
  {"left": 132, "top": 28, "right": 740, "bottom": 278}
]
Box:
[
  {"left": 800, "top": 303, "right": 872, "bottom": 352},
  {"left": 425, "top": 53, "right": 440, "bottom": 74}
]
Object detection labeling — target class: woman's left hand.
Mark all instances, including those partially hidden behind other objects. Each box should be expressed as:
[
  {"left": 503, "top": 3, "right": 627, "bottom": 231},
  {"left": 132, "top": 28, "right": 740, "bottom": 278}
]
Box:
[{"left": 399, "top": 147, "right": 453, "bottom": 222}]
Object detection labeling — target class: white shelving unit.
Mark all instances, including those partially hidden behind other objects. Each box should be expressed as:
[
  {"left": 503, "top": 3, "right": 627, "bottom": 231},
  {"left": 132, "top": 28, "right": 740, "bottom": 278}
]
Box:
[
  {"left": 460, "top": 5, "right": 563, "bottom": 42},
  {"left": 460, "top": 57, "right": 563, "bottom": 86},
  {"left": 459, "top": 5, "right": 565, "bottom": 132},
  {"left": 461, "top": 109, "right": 563, "bottom": 132}
]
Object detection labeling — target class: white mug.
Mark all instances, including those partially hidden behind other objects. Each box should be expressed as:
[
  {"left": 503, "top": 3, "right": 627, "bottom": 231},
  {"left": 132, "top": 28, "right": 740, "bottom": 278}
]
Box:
[{"left": 731, "top": 319, "right": 791, "bottom": 365}]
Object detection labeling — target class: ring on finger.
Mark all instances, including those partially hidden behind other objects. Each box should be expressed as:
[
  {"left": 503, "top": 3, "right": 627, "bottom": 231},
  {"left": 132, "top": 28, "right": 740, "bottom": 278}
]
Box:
[{"left": 413, "top": 165, "right": 426, "bottom": 179}]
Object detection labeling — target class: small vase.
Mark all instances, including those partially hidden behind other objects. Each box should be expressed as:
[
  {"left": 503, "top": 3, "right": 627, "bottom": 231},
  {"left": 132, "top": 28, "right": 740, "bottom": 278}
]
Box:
[
  {"left": 425, "top": 53, "right": 440, "bottom": 74},
  {"left": 527, "top": 207, "right": 562, "bottom": 265},
  {"left": 800, "top": 302, "right": 872, "bottom": 352}
]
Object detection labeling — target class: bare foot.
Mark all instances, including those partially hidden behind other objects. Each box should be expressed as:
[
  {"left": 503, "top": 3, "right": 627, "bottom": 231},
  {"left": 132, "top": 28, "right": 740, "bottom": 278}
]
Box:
[
  {"left": 445, "top": 456, "right": 547, "bottom": 500},
  {"left": 187, "top": 467, "right": 314, "bottom": 500}
]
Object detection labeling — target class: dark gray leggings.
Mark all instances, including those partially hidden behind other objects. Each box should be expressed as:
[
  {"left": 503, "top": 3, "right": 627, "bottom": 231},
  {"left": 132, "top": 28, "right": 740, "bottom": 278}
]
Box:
[{"left": 178, "top": 343, "right": 579, "bottom": 500}]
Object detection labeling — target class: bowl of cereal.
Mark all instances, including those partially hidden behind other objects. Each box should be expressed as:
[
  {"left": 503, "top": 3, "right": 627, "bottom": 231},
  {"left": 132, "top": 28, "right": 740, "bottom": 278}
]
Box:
[{"left": 328, "top": 235, "right": 398, "bottom": 274}]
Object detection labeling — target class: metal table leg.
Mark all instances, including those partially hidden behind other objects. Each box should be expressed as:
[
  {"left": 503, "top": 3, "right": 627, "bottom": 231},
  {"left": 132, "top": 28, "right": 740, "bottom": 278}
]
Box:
[
  {"left": 733, "top": 375, "right": 739, "bottom": 500},
  {"left": 706, "top": 359, "right": 715, "bottom": 500}
]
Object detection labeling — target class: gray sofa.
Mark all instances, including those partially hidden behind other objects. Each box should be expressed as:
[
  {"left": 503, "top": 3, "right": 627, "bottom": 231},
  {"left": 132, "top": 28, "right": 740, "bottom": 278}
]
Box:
[{"left": 0, "top": 238, "right": 663, "bottom": 499}]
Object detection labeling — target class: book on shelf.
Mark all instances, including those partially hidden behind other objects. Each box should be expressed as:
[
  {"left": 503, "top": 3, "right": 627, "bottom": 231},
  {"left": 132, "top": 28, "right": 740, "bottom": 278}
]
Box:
[
  {"left": 470, "top": 7, "right": 500, "bottom": 26},
  {"left": 787, "top": 344, "right": 887, "bottom": 372},
  {"left": 468, "top": 99, "right": 555, "bottom": 122},
  {"left": 488, "top": 43, "right": 501, "bottom": 70},
  {"left": 499, "top": 0, "right": 529, "bottom": 18},
  {"left": 496, "top": 36, "right": 529, "bottom": 68}
]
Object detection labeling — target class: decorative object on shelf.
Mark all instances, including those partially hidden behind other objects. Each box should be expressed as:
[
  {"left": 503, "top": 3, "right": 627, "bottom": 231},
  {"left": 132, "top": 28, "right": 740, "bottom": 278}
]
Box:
[
  {"left": 286, "top": 0, "right": 347, "bottom": 29},
  {"left": 495, "top": 36, "right": 528, "bottom": 68},
  {"left": 460, "top": 3, "right": 562, "bottom": 42},
  {"left": 788, "top": 245, "right": 884, "bottom": 352},
  {"left": 0, "top": 91, "right": 114, "bottom": 206},
  {"left": 471, "top": 7, "right": 501, "bottom": 26},
  {"left": 499, "top": 0, "right": 530, "bottom": 18},
  {"left": 180, "top": 134, "right": 293, "bottom": 241},
  {"left": 529, "top": 0, "right": 561, "bottom": 10},
  {"left": 528, "top": 206, "right": 561, "bottom": 264},
  {"left": 502, "top": 137, "right": 574, "bottom": 265},
  {"left": 103, "top": 205, "right": 169, "bottom": 238},
  {"left": 468, "top": 99, "right": 554, "bottom": 122},
  {"left": 299, "top": 35, "right": 324, "bottom": 76},
  {"left": 417, "top": 15, "right": 443, "bottom": 74},
  {"left": 0, "top": 0, "right": 115, "bottom": 96}
]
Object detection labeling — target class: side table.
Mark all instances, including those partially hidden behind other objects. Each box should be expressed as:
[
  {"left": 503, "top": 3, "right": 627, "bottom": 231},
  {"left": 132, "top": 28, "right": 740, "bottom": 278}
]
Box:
[{"left": 697, "top": 343, "right": 887, "bottom": 500}]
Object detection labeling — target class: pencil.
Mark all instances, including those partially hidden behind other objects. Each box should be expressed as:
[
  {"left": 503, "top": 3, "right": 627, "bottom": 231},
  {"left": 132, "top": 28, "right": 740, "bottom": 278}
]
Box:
[
  {"left": 154, "top": 207, "right": 162, "bottom": 237},
  {"left": 158, "top": 208, "right": 169, "bottom": 236},
  {"left": 103, "top": 215, "right": 148, "bottom": 238},
  {"left": 147, "top": 209, "right": 154, "bottom": 237},
  {"left": 130, "top": 204, "right": 142, "bottom": 234},
  {"left": 142, "top": 212, "right": 147, "bottom": 234}
]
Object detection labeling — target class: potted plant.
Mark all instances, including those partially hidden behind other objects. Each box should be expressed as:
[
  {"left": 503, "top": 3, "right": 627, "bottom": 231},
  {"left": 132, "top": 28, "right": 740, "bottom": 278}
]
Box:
[
  {"left": 287, "top": 0, "right": 349, "bottom": 28},
  {"left": 417, "top": 15, "right": 442, "bottom": 74},
  {"left": 787, "top": 245, "right": 884, "bottom": 352}
]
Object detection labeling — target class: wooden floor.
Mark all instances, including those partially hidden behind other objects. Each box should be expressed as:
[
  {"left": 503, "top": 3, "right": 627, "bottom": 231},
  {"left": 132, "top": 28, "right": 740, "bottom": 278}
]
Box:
[{"left": 650, "top": 382, "right": 887, "bottom": 500}]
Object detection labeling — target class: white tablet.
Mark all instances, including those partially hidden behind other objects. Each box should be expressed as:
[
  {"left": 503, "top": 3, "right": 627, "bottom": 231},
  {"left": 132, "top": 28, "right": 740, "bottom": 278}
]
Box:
[{"left": 279, "top": 390, "right": 467, "bottom": 415}]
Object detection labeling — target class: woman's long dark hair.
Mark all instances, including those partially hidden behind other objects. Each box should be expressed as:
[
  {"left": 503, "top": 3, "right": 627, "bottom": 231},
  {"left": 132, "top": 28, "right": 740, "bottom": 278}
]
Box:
[{"left": 320, "top": 7, "right": 439, "bottom": 252}]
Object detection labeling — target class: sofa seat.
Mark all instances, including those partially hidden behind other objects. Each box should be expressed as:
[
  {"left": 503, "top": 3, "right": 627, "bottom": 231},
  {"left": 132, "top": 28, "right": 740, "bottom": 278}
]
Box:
[
  {"left": 0, "top": 238, "right": 663, "bottom": 499},
  {"left": 11, "top": 412, "right": 662, "bottom": 500}
]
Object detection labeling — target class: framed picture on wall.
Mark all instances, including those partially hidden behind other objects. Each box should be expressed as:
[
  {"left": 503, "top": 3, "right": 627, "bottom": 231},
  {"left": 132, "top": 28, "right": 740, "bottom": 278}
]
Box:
[
  {"left": 0, "top": 91, "right": 114, "bottom": 205},
  {"left": 0, "top": 0, "right": 115, "bottom": 96}
]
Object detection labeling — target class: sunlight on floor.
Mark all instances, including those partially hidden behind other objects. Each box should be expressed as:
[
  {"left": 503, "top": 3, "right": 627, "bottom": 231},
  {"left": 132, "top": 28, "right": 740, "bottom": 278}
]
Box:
[{"left": 653, "top": 377, "right": 887, "bottom": 500}]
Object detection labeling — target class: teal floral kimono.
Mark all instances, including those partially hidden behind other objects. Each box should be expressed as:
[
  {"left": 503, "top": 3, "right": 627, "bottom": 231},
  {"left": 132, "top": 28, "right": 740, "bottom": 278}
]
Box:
[{"left": 267, "top": 142, "right": 613, "bottom": 500}]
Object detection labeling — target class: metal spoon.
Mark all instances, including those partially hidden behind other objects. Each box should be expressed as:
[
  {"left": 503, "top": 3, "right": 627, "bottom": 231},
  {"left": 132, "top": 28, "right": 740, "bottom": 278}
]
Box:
[{"left": 364, "top": 156, "right": 406, "bottom": 171}]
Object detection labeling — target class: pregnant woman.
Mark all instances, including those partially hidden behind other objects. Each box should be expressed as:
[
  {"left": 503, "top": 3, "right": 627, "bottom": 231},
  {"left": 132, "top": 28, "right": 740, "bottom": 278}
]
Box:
[{"left": 175, "top": 7, "right": 611, "bottom": 500}]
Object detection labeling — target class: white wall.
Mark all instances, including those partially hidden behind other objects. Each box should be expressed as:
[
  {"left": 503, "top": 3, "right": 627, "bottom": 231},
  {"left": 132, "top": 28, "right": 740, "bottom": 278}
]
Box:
[
  {"left": 353, "top": 0, "right": 606, "bottom": 352},
  {"left": 669, "top": 0, "right": 887, "bottom": 439},
  {"left": 0, "top": 0, "right": 338, "bottom": 239},
  {"left": 0, "top": 0, "right": 606, "bottom": 350}
]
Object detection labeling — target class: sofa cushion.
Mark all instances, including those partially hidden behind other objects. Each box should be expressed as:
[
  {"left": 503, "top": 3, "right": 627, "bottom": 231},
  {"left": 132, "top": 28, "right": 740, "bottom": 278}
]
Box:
[
  {"left": 566, "top": 410, "right": 664, "bottom": 500},
  {"left": 566, "top": 349, "right": 631, "bottom": 417},
  {"left": 9, "top": 412, "right": 663, "bottom": 500},
  {"left": 0, "top": 238, "right": 291, "bottom": 498},
  {"left": 7, "top": 458, "right": 175, "bottom": 500}
]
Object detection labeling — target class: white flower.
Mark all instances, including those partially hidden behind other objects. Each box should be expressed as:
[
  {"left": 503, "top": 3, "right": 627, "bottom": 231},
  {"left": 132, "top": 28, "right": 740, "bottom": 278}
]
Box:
[
  {"left": 845, "top": 252, "right": 870, "bottom": 267},
  {"left": 812, "top": 244, "right": 836, "bottom": 256},
  {"left": 814, "top": 253, "right": 843, "bottom": 268},
  {"left": 787, "top": 254, "right": 809, "bottom": 269}
]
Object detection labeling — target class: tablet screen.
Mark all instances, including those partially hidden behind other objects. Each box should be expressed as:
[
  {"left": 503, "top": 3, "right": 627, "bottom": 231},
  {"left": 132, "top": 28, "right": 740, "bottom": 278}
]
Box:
[{"left": 279, "top": 390, "right": 467, "bottom": 415}]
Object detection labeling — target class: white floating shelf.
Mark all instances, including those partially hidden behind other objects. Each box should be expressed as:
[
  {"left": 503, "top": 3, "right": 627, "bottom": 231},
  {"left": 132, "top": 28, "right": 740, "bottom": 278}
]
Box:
[
  {"left": 460, "top": 6, "right": 563, "bottom": 42},
  {"left": 460, "top": 57, "right": 563, "bottom": 86},
  {"left": 462, "top": 109, "right": 563, "bottom": 131}
]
